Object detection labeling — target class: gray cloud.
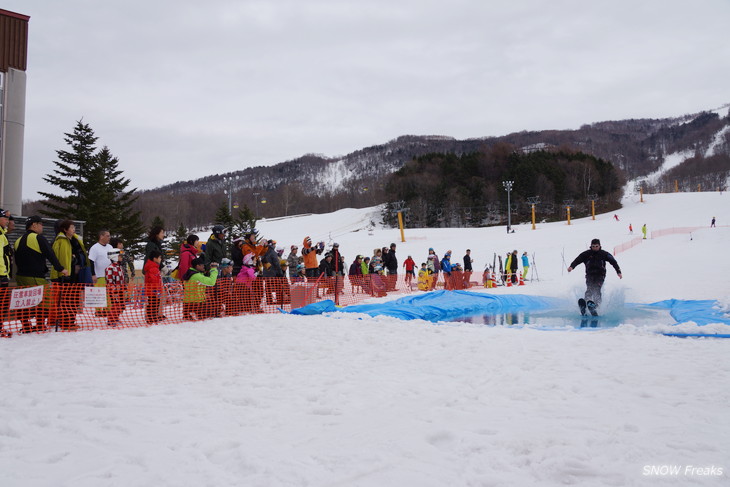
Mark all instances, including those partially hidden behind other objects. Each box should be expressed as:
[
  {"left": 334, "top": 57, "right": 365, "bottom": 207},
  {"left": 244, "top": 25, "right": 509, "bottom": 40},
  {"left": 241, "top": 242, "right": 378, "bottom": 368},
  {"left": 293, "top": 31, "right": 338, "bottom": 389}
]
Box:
[{"left": 5, "top": 0, "right": 729, "bottom": 199}]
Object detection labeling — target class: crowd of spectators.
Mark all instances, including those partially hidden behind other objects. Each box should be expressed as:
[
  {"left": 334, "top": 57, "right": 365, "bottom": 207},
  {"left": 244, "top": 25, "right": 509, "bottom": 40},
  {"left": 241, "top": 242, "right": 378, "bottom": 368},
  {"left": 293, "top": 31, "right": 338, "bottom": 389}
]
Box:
[{"left": 0, "top": 215, "right": 532, "bottom": 336}]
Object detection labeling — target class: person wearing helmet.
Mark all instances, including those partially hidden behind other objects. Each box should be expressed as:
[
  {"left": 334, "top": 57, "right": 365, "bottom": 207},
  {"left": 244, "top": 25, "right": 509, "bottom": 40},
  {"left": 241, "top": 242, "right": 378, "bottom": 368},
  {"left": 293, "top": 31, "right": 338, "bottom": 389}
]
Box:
[{"left": 205, "top": 225, "right": 227, "bottom": 267}]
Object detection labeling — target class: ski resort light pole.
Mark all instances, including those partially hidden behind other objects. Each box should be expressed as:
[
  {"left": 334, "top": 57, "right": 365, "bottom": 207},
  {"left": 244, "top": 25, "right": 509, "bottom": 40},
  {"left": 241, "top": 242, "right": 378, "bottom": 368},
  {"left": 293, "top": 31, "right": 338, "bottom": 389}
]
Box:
[
  {"left": 224, "top": 175, "right": 239, "bottom": 215},
  {"left": 503, "top": 180, "right": 514, "bottom": 233},
  {"left": 253, "top": 192, "right": 261, "bottom": 218}
]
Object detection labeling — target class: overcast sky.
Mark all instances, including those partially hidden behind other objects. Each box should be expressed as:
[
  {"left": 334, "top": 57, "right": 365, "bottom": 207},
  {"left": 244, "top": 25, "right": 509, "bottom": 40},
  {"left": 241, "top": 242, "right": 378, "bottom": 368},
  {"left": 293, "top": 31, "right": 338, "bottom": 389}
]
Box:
[{"left": 4, "top": 0, "right": 730, "bottom": 200}]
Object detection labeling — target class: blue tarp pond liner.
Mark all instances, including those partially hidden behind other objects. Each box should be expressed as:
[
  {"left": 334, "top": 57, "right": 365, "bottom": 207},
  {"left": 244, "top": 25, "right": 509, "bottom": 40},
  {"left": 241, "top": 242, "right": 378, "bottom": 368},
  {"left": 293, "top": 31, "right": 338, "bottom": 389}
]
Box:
[{"left": 289, "top": 290, "right": 730, "bottom": 337}]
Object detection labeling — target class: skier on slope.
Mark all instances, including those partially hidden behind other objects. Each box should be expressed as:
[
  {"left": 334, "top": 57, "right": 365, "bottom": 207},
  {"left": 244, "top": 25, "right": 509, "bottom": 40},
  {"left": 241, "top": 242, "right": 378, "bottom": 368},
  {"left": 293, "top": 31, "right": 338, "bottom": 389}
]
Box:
[{"left": 567, "top": 238, "right": 622, "bottom": 312}]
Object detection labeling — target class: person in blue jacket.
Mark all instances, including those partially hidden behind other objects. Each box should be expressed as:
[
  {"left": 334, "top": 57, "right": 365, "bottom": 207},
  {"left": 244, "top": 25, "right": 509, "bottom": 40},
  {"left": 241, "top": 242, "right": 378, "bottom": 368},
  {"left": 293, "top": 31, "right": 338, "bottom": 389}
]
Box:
[
  {"left": 521, "top": 252, "right": 530, "bottom": 281},
  {"left": 440, "top": 251, "right": 452, "bottom": 275}
]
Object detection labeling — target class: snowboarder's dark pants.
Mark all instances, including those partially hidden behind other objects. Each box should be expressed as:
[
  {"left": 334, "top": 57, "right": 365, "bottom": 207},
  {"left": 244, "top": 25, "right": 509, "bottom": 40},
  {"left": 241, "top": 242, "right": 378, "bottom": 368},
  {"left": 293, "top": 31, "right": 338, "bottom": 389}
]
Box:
[{"left": 585, "top": 274, "right": 605, "bottom": 305}]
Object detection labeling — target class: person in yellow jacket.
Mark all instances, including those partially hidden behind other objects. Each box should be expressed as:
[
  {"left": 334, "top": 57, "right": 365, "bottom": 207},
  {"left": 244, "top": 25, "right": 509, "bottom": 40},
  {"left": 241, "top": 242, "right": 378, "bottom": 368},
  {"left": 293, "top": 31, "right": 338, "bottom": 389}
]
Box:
[
  {"left": 0, "top": 210, "right": 10, "bottom": 337},
  {"left": 14, "top": 216, "right": 68, "bottom": 333},
  {"left": 51, "top": 220, "right": 88, "bottom": 330},
  {"left": 417, "top": 262, "right": 432, "bottom": 291}
]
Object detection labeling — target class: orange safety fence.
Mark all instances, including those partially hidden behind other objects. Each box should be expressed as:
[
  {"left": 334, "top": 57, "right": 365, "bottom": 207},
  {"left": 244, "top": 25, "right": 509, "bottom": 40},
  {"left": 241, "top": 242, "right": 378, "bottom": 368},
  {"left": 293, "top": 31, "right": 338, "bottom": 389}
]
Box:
[
  {"left": 613, "top": 237, "right": 643, "bottom": 255},
  {"left": 613, "top": 225, "right": 721, "bottom": 255},
  {"left": 650, "top": 226, "right": 704, "bottom": 239},
  {"left": 0, "top": 271, "right": 488, "bottom": 336}
]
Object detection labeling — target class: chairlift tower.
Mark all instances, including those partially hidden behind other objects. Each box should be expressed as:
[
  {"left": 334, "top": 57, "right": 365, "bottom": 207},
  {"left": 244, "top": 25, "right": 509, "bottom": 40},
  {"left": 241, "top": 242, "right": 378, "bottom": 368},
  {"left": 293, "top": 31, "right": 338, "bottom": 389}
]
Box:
[{"left": 389, "top": 201, "right": 409, "bottom": 242}]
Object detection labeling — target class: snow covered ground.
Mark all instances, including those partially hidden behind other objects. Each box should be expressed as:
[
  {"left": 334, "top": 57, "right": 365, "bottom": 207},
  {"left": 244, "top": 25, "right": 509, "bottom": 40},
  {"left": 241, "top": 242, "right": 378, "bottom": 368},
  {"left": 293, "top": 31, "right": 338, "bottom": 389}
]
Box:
[{"left": 2, "top": 191, "right": 729, "bottom": 486}]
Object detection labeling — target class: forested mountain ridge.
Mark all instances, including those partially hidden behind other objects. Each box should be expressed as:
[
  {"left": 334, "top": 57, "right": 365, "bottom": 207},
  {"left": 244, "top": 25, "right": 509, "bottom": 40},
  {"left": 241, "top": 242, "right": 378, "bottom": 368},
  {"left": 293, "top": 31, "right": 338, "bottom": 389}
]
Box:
[{"left": 42, "top": 105, "right": 730, "bottom": 229}]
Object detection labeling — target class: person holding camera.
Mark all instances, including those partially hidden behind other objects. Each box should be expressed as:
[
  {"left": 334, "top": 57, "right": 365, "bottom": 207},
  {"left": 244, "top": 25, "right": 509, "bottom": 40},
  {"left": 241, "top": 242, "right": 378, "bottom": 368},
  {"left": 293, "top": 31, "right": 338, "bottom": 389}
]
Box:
[
  {"left": 302, "top": 236, "right": 324, "bottom": 279},
  {"left": 182, "top": 257, "right": 219, "bottom": 320}
]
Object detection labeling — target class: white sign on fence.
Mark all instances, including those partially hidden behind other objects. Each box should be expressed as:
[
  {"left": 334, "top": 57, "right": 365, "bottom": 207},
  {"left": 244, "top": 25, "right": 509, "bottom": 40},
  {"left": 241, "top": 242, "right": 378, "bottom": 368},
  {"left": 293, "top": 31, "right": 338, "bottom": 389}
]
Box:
[
  {"left": 9, "top": 285, "right": 45, "bottom": 310},
  {"left": 84, "top": 286, "right": 108, "bottom": 308}
]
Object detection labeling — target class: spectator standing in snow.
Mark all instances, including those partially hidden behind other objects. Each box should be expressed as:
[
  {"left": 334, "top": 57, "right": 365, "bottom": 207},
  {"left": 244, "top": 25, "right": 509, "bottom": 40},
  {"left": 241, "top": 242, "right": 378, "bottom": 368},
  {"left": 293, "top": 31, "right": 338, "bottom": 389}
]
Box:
[
  {"left": 629, "top": 223, "right": 633, "bottom": 234},
  {"left": 105, "top": 248, "right": 126, "bottom": 327},
  {"left": 463, "top": 249, "right": 473, "bottom": 286},
  {"left": 383, "top": 243, "right": 398, "bottom": 290},
  {"left": 205, "top": 225, "right": 227, "bottom": 267},
  {"left": 287, "top": 245, "right": 300, "bottom": 282},
  {"left": 426, "top": 248, "right": 440, "bottom": 290},
  {"left": 143, "top": 226, "right": 166, "bottom": 275},
  {"left": 178, "top": 235, "right": 200, "bottom": 278},
  {"left": 521, "top": 252, "right": 530, "bottom": 282},
  {"left": 231, "top": 236, "right": 244, "bottom": 277},
  {"left": 641, "top": 224, "right": 647, "bottom": 240},
  {"left": 110, "top": 237, "right": 135, "bottom": 284},
  {"left": 711, "top": 217, "right": 716, "bottom": 228},
  {"left": 143, "top": 250, "right": 165, "bottom": 324},
  {"left": 567, "top": 238, "right": 622, "bottom": 308},
  {"left": 302, "top": 236, "right": 324, "bottom": 279},
  {"left": 440, "top": 251, "right": 453, "bottom": 289},
  {"left": 506, "top": 250, "right": 519, "bottom": 285}
]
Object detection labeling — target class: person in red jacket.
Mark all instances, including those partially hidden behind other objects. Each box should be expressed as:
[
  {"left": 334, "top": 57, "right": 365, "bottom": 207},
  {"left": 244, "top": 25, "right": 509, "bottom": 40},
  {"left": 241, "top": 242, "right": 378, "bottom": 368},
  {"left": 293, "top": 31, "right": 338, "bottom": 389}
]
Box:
[
  {"left": 402, "top": 255, "right": 416, "bottom": 288},
  {"left": 144, "top": 250, "right": 165, "bottom": 324}
]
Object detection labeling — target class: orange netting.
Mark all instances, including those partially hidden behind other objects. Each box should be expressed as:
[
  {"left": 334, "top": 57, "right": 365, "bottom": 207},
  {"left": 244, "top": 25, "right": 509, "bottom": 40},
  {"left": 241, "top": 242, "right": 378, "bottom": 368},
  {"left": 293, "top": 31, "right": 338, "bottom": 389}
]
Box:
[{"left": 0, "top": 271, "right": 487, "bottom": 336}]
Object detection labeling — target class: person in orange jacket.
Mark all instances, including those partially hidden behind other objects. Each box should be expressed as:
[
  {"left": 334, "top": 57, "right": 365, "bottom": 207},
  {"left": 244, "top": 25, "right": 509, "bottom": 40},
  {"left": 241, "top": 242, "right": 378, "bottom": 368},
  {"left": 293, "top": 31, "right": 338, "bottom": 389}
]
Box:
[{"left": 301, "top": 236, "right": 324, "bottom": 280}]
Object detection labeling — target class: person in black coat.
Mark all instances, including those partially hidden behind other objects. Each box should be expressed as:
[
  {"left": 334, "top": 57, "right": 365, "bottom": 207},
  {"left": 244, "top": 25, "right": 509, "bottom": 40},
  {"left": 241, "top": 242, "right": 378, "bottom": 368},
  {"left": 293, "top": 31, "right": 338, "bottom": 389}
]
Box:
[
  {"left": 568, "top": 238, "right": 622, "bottom": 307},
  {"left": 383, "top": 243, "right": 398, "bottom": 290}
]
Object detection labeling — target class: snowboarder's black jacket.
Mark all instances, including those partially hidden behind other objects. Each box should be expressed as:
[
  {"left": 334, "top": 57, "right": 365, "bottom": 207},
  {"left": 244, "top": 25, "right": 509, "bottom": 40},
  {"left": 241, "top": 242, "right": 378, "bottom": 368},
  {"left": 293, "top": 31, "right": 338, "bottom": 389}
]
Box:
[{"left": 570, "top": 249, "right": 621, "bottom": 277}]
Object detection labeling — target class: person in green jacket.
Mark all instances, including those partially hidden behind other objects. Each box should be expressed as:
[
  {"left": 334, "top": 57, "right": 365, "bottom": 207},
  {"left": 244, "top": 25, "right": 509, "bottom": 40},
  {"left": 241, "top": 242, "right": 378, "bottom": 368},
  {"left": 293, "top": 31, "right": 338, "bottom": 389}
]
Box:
[
  {"left": 182, "top": 257, "right": 218, "bottom": 321},
  {"left": 205, "top": 225, "right": 227, "bottom": 267}
]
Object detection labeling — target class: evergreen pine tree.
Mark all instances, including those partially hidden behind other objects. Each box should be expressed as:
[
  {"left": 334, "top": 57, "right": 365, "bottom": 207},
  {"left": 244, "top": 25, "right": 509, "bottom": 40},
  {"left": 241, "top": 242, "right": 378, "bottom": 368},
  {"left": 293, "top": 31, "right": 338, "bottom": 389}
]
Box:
[
  {"left": 40, "top": 121, "right": 145, "bottom": 248},
  {"left": 233, "top": 204, "right": 258, "bottom": 236},
  {"left": 172, "top": 222, "right": 188, "bottom": 257},
  {"left": 39, "top": 120, "right": 98, "bottom": 221},
  {"left": 87, "top": 147, "right": 145, "bottom": 248}
]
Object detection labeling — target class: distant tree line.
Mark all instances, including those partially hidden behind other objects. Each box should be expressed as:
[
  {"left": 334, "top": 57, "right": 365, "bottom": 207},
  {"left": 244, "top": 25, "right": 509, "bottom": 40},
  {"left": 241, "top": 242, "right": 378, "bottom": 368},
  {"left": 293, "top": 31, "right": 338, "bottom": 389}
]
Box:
[
  {"left": 23, "top": 109, "right": 729, "bottom": 235},
  {"left": 383, "top": 145, "right": 624, "bottom": 228}
]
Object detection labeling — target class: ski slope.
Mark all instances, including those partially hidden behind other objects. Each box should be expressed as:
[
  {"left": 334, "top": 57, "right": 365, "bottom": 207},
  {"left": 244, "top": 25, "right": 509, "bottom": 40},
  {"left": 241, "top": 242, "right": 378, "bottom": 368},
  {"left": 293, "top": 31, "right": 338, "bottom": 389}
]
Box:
[{"left": 1, "top": 191, "right": 728, "bottom": 486}]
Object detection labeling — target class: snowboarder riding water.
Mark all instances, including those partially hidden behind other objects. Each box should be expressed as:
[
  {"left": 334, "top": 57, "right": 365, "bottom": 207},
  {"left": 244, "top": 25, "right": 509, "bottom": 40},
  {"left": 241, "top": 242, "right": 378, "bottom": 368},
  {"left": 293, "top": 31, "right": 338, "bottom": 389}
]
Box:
[{"left": 567, "top": 238, "right": 622, "bottom": 315}]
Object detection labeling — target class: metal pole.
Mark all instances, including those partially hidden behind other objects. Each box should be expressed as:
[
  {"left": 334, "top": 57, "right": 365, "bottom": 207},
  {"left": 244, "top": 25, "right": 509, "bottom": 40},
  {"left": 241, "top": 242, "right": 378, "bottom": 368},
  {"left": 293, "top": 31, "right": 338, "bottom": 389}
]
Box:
[{"left": 502, "top": 181, "right": 514, "bottom": 233}]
